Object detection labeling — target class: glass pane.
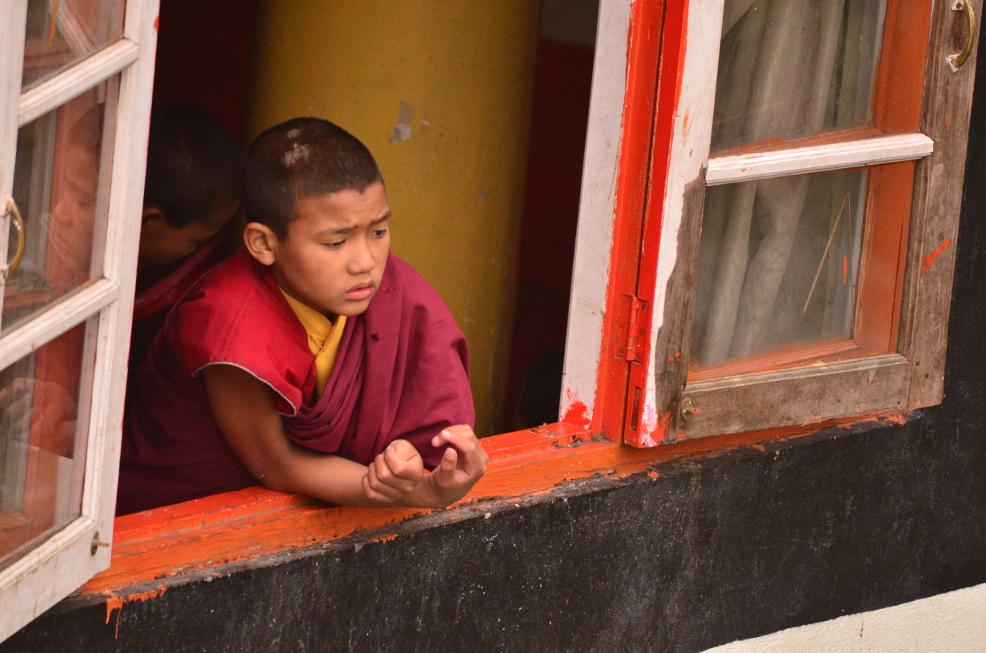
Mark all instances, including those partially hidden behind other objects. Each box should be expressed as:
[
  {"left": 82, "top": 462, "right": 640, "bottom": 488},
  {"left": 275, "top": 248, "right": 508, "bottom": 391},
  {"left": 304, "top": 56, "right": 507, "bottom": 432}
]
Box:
[
  {"left": 5, "top": 81, "right": 114, "bottom": 334},
  {"left": 22, "top": 0, "right": 125, "bottom": 90},
  {"left": 712, "top": 0, "right": 887, "bottom": 152},
  {"left": 0, "top": 319, "right": 95, "bottom": 572},
  {"left": 691, "top": 169, "right": 868, "bottom": 368}
]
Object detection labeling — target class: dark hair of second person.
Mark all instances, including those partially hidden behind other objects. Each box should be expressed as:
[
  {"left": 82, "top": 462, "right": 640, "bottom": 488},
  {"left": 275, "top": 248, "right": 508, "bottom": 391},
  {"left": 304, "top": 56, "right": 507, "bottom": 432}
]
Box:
[{"left": 138, "top": 102, "right": 243, "bottom": 269}]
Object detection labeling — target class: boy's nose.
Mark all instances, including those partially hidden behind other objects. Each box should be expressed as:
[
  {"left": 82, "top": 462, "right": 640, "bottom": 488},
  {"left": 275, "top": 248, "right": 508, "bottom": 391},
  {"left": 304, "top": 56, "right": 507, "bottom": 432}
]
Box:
[{"left": 347, "top": 238, "right": 376, "bottom": 274}]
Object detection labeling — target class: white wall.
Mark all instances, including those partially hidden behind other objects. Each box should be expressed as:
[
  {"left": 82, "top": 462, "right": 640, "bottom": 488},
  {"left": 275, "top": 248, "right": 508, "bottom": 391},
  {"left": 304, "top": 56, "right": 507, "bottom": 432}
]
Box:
[{"left": 705, "top": 582, "right": 986, "bottom": 653}]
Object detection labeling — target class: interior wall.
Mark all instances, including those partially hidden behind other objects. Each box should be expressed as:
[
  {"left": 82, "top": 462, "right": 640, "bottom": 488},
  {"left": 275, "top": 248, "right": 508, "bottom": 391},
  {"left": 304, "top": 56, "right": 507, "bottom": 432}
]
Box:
[
  {"left": 505, "top": 0, "right": 598, "bottom": 429},
  {"left": 245, "top": 1, "right": 540, "bottom": 436},
  {"left": 151, "top": 1, "right": 255, "bottom": 142}
]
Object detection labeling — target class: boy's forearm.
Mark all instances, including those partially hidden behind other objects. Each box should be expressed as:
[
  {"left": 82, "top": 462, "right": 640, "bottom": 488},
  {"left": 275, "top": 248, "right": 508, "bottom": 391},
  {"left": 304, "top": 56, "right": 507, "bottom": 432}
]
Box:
[{"left": 262, "top": 448, "right": 388, "bottom": 508}]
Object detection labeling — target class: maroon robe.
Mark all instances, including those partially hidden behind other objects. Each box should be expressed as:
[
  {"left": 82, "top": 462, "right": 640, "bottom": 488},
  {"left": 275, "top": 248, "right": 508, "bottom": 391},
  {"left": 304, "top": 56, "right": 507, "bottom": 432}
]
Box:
[
  {"left": 130, "top": 226, "right": 232, "bottom": 375},
  {"left": 118, "top": 249, "right": 473, "bottom": 514}
]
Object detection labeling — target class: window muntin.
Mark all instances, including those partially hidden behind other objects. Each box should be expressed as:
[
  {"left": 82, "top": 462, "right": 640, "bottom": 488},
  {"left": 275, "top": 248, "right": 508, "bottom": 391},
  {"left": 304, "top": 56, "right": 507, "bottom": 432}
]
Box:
[
  {"left": 5, "top": 80, "right": 115, "bottom": 333},
  {"left": 0, "top": 318, "right": 96, "bottom": 572},
  {"left": 713, "top": 0, "right": 887, "bottom": 153},
  {"left": 692, "top": 168, "right": 868, "bottom": 368},
  {"left": 22, "top": 0, "right": 125, "bottom": 91},
  {"left": 692, "top": 0, "right": 928, "bottom": 379}
]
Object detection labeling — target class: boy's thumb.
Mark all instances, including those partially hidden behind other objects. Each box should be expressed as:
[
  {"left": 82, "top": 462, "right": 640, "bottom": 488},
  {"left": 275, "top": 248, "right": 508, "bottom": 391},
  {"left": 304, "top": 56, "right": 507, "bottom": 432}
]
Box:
[{"left": 440, "top": 447, "right": 458, "bottom": 475}]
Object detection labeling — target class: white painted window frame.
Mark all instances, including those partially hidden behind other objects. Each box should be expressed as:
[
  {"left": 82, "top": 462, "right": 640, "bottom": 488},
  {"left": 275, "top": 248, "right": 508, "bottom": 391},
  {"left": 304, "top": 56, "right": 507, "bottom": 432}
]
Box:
[
  {"left": 560, "top": 0, "right": 632, "bottom": 423},
  {"left": 0, "top": 0, "right": 159, "bottom": 642}
]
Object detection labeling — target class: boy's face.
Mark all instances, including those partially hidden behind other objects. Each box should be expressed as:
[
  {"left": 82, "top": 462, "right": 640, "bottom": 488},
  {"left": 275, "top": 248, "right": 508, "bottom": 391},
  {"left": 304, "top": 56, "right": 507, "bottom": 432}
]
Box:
[
  {"left": 138, "top": 195, "right": 239, "bottom": 269},
  {"left": 269, "top": 181, "right": 391, "bottom": 316}
]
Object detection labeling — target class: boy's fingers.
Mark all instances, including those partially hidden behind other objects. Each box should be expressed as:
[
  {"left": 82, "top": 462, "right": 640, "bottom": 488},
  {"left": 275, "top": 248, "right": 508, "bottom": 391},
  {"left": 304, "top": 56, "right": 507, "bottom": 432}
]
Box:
[
  {"left": 361, "top": 473, "right": 395, "bottom": 504},
  {"left": 388, "top": 439, "right": 419, "bottom": 461},
  {"left": 366, "top": 461, "right": 403, "bottom": 500},
  {"left": 433, "top": 447, "right": 458, "bottom": 487},
  {"left": 430, "top": 424, "right": 476, "bottom": 447},
  {"left": 384, "top": 444, "right": 422, "bottom": 482},
  {"left": 435, "top": 430, "right": 488, "bottom": 473},
  {"left": 374, "top": 450, "right": 417, "bottom": 494},
  {"left": 373, "top": 452, "right": 394, "bottom": 483},
  {"left": 431, "top": 429, "right": 477, "bottom": 455}
]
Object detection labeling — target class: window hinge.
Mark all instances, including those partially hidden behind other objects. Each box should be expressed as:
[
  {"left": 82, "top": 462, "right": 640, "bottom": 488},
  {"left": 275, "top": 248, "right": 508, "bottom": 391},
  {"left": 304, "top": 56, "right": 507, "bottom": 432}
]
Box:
[{"left": 616, "top": 294, "right": 648, "bottom": 362}]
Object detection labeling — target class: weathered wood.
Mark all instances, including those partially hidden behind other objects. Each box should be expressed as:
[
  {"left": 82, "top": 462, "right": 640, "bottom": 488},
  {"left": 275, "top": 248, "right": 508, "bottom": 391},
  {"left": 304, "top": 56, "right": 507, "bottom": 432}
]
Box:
[
  {"left": 633, "top": 0, "right": 724, "bottom": 446},
  {"left": 651, "top": 0, "right": 977, "bottom": 442},
  {"left": 900, "top": 0, "right": 982, "bottom": 409},
  {"left": 678, "top": 354, "right": 910, "bottom": 438},
  {"left": 651, "top": 173, "right": 707, "bottom": 442}
]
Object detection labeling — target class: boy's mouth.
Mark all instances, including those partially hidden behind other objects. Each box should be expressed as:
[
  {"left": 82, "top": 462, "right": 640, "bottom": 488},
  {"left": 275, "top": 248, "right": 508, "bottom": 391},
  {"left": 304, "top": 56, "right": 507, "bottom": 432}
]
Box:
[{"left": 344, "top": 282, "right": 376, "bottom": 301}]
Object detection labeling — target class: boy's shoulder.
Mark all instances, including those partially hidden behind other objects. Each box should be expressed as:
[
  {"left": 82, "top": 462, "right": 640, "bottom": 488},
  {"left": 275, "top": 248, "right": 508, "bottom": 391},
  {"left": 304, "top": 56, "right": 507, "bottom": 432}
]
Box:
[{"left": 163, "top": 249, "right": 313, "bottom": 409}]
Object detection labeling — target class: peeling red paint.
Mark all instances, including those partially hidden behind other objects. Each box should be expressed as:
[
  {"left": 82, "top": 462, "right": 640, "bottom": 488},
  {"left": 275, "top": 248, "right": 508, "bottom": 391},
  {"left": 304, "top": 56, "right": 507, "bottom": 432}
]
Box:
[
  {"left": 842, "top": 254, "right": 848, "bottom": 285},
  {"left": 153, "top": 15, "right": 159, "bottom": 31},
  {"left": 637, "top": 410, "right": 664, "bottom": 448},
  {"left": 647, "top": 471, "right": 660, "bottom": 479},
  {"left": 562, "top": 400, "right": 591, "bottom": 429},
  {"left": 921, "top": 238, "right": 953, "bottom": 273},
  {"left": 370, "top": 532, "right": 399, "bottom": 544},
  {"left": 105, "top": 586, "right": 167, "bottom": 638}
]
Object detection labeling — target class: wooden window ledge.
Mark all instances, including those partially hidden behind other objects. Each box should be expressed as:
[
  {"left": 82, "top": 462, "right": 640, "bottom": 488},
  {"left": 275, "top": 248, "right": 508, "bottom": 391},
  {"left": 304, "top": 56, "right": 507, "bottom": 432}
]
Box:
[{"left": 77, "top": 416, "right": 900, "bottom": 602}]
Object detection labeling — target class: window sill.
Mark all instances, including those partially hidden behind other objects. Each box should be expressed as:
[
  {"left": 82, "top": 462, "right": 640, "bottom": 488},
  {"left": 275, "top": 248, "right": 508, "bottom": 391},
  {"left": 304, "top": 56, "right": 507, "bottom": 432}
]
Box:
[{"left": 76, "top": 416, "right": 893, "bottom": 601}]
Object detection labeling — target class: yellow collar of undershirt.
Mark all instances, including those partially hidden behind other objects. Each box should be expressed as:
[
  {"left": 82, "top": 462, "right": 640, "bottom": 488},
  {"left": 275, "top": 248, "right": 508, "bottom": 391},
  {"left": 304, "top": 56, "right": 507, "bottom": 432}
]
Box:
[{"left": 279, "top": 289, "right": 347, "bottom": 396}]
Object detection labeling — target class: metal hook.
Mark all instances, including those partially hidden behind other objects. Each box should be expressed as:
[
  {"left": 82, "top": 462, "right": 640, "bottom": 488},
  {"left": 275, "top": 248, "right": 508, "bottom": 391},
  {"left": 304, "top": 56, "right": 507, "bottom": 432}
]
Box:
[{"left": 2, "top": 197, "right": 26, "bottom": 280}]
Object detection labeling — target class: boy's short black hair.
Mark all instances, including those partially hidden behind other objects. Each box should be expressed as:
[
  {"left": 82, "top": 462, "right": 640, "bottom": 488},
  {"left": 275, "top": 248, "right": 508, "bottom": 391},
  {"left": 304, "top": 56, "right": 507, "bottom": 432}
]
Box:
[
  {"left": 243, "top": 117, "right": 382, "bottom": 238},
  {"left": 143, "top": 102, "right": 242, "bottom": 227}
]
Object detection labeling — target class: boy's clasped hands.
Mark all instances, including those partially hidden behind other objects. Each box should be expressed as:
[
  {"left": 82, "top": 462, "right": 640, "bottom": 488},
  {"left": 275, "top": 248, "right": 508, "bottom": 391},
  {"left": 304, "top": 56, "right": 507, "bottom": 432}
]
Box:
[{"left": 362, "top": 425, "right": 488, "bottom": 508}]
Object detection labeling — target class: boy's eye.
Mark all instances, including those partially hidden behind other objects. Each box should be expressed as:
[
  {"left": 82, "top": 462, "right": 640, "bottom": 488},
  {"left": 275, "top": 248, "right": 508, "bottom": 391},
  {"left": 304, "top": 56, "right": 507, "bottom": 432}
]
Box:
[
  {"left": 372, "top": 228, "right": 389, "bottom": 238},
  {"left": 324, "top": 240, "right": 345, "bottom": 249}
]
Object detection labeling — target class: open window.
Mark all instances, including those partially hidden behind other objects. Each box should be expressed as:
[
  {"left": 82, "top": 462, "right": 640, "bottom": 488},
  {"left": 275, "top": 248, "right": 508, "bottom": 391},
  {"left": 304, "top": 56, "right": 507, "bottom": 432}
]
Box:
[
  {"left": 0, "top": 0, "right": 157, "bottom": 640},
  {"left": 0, "top": 0, "right": 980, "bottom": 642},
  {"left": 606, "top": 0, "right": 979, "bottom": 446}
]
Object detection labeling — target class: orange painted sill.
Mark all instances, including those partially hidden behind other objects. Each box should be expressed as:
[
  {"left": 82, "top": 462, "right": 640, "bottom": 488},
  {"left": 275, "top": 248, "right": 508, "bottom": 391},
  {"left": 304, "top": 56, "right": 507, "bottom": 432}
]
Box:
[{"left": 78, "top": 415, "right": 900, "bottom": 600}]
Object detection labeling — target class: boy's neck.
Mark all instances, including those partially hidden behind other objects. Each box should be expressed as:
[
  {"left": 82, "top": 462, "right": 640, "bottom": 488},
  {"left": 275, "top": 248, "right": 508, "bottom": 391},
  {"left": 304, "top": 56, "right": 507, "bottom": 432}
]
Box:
[{"left": 277, "top": 285, "right": 339, "bottom": 323}]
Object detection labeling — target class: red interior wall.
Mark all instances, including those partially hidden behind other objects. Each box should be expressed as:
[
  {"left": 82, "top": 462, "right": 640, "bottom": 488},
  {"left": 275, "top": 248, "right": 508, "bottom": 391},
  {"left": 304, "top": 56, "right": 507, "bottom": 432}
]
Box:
[
  {"left": 151, "top": 1, "right": 255, "bottom": 142},
  {"left": 505, "top": 38, "right": 595, "bottom": 429}
]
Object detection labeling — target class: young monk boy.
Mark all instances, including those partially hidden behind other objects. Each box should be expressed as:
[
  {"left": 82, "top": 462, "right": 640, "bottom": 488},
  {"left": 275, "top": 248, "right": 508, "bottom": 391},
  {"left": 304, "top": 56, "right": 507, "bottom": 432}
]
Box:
[
  {"left": 119, "top": 118, "right": 486, "bottom": 514},
  {"left": 130, "top": 102, "right": 243, "bottom": 371}
]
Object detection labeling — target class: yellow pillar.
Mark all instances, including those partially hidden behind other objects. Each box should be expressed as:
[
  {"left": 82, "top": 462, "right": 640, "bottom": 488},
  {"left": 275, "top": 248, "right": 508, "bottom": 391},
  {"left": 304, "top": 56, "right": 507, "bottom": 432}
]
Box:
[{"left": 247, "top": 1, "right": 539, "bottom": 435}]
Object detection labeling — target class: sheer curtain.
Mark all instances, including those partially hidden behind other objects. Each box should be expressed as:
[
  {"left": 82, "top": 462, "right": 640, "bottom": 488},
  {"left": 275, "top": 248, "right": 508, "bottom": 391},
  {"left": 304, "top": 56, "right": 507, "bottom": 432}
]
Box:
[{"left": 691, "top": 0, "right": 885, "bottom": 367}]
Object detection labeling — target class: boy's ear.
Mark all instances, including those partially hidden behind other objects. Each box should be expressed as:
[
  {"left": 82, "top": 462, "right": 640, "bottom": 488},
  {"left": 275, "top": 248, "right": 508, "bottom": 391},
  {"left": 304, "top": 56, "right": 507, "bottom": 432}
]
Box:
[{"left": 243, "top": 222, "right": 278, "bottom": 266}]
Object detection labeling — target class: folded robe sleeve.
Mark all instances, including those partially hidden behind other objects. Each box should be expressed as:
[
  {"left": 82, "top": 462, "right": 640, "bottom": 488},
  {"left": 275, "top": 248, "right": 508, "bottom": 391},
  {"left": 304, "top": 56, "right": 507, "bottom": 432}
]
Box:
[{"left": 165, "top": 254, "right": 317, "bottom": 416}]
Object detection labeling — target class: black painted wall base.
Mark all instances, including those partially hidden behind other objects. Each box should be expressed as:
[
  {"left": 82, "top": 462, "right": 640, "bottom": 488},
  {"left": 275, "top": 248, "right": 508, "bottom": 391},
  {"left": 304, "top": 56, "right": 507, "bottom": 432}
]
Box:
[
  {"left": 7, "top": 19, "right": 986, "bottom": 653},
  {"left": 6, "top": 409, "right": 986, "bottom": 653}
]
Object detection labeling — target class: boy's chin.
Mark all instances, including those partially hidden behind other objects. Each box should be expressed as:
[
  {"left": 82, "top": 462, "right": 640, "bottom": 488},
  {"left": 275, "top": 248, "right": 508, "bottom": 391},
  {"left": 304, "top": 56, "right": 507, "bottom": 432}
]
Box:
[{"left": 331, "top": 299, "right": 374, "bottom": 317}]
